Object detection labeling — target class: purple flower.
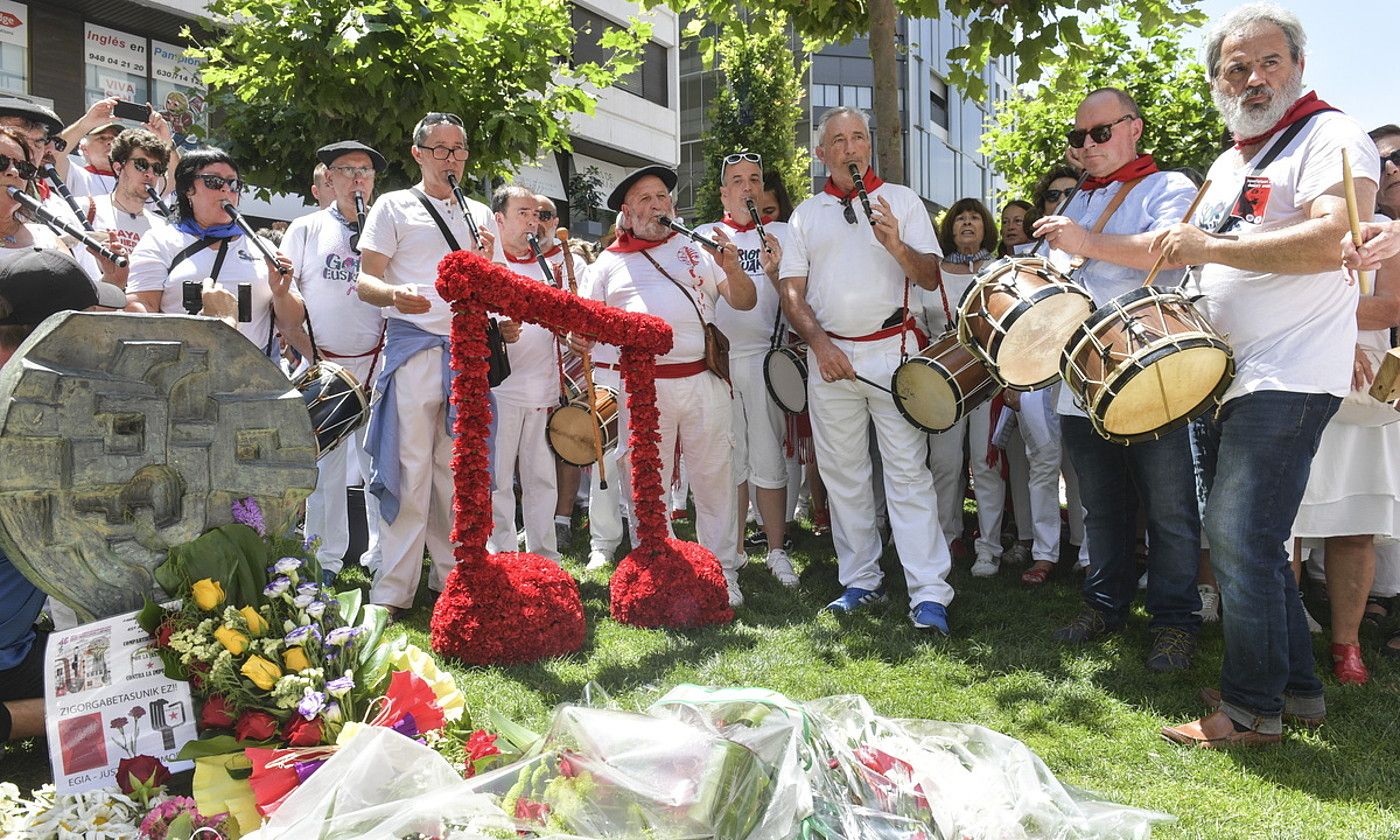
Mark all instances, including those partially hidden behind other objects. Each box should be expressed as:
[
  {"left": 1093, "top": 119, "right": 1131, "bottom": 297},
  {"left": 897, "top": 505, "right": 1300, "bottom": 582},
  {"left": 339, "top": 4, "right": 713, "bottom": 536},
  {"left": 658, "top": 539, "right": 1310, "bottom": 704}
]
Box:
[
  {"left": 293, "top": 758, "right": 327, "bottom": 784},
  {"left": 305, "top": 600, "right": 327, "bottom": 619},
  {"left": 324, "top": 626, "right": 363, "bottom": 647},
  {"left": 292, "top": 594, "right": 315, "bottom": 609},
  {"left": 110, "top": 716, "right": 128, "bottom": 730},
  {"left": 326, "top": 675, "right": 354, "bottom": 697},
  {"left": 284, "top": 625, "right": 321, "bottom": 646},
  {"left": 231, "top": 498, "right": 265, "bottom": 536},
  {"left": 263, "top": 577, "right": 291, "bottom": 597},
  {"left": 297, "top": 690, "right": 327, "bottom": 719},
  {"left": 296, "top": 582, "right": 320, "bottom": 597}
]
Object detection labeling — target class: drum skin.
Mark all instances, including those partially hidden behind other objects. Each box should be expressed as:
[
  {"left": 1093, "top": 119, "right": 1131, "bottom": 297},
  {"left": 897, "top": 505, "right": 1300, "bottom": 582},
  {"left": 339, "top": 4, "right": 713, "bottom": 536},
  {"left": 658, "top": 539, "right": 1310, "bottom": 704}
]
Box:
[
  {"left": 892, "top": 332, "right": 997, "bottom": 433},
  {"left": 1062, "top": 286, "right": 1234, "bottom": 444},
  {"left": 548, "top": 385, "right": 619, "bottom": 466},
  {"left": 764, "top": 344, "right": 809, "bottom": 415}
]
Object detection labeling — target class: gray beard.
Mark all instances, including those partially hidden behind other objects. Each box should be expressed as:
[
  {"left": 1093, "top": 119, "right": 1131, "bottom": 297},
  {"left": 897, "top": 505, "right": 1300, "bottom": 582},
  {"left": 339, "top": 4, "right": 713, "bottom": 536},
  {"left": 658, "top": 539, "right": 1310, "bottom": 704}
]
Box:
[{"left": 1214, "top": 71, "right": 1304, "bottom": 139}]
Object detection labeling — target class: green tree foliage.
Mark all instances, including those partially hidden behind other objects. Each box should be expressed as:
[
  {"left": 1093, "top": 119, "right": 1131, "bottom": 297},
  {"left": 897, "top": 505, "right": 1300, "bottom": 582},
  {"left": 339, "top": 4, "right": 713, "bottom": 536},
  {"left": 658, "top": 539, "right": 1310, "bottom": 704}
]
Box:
[
  {"left": 693, "top": 17, "right": 811, "bottom": 223},
  {"left": 189, "top": 0, "right": 648, "bottom": 198},
  {"left": 981, "top": 7, "right": 1225, "bottom": 203}
]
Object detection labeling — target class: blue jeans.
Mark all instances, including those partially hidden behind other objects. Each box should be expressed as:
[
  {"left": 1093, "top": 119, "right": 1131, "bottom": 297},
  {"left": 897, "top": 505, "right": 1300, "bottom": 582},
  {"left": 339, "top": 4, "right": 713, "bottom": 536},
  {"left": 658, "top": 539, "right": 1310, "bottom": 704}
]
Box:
[
  {"left": 1194, "top": 391, "right": 1339, "bottom": 734},
  {"left": 1061, "top": 416, "right": 1202, "bottom": 630}
]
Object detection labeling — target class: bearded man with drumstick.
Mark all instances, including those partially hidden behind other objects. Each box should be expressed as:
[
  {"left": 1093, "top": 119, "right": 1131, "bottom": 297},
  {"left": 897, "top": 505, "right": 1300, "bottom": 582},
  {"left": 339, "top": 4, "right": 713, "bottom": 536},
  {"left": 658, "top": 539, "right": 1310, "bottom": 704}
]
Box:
[
  {"left": 1151, "top": 3, "right": 1379, "bottom": 748},
  {"left": 1032, "top": 87, "right": 1201, "bottom": 672},
  {"left": 778, "top": 106, "right": 952, "bottom": 633}
]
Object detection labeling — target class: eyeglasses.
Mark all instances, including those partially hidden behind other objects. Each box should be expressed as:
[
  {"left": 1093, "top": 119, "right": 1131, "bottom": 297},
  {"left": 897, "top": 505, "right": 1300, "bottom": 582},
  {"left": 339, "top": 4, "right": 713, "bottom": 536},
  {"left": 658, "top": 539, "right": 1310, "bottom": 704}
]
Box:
[
  {"left": 538, "top": 210, "right": 556, "bottom": 221},
  {"left": 842, "top": 199, "right": 857, "bottom": 225},
  {"left": 196, "top": 173, "right": 244, "bottom": 193},
  {"left": 415, "top": 144, "right": 468, "bottom": 161},
  {"left": 1382, "top": 150, "right": 1400, "bottom": 170},
  {"left": 0, "top": 154, "right": 36, "bottom": 180},
  {"left": 127, "top": 157, "right": 168, "bottom": 176},
  {"left": 1066, "top": 114, "right": 1137, "bottom": 149},
  {"left": 330, "top": 165, "right": 375, "bottom": 178},
  {"left": 1042, "top": 188, "right": 1075, "bottom": 205},
  {"left": 45, "top": 135, "right": 67, "bottom": 152}
]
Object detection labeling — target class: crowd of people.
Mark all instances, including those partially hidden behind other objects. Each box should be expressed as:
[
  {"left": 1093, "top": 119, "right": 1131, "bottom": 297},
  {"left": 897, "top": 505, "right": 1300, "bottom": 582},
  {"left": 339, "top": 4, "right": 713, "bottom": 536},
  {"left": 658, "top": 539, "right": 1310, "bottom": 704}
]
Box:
[{"left": 3, "top": 1, "right": 1400, "bottom": 752}]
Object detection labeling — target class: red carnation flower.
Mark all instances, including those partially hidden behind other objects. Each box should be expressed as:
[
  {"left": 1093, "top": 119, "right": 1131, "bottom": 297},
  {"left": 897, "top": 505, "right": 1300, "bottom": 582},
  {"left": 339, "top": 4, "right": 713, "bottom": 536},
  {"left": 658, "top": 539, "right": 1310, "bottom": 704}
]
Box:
[
  {"left": 234, "top": 710, "right": 279, "bottom": 742},
  {"left": 281, "top": 715, "right": 324, "bottom": 747}
]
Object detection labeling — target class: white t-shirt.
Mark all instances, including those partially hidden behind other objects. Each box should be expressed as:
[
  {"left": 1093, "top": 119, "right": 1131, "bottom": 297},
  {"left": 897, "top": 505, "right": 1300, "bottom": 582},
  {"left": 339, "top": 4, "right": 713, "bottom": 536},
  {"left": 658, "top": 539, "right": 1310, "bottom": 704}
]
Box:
[
  {"left": 356, "top": 186, "right": 496, "bottom": 336},
  {"left": 701, "top": 218, "right": 789, "bottom": 359},
  {"left": 779, "top": 181, "right": 941, "bottom": 336},
  {"left": 64, "top": 157, "right": 116, "bottom": 199},
  {"left": 1190, "top": 111, "right": 1380, "bottom": 403},
  {"left": 915, "top": 260, "right": 985, "bottom": 338},
  {"left": 1050, "top": 169, "right": 1197, "bottom": 416},
  {"left": 86, "top": 194, "right": 166, "bottom": 255},
  {"left": 491, "top": 245, "right": 587, "bottom": 407},
  {"left": 128, "top": 224, "right": 291, "bottom": 352},
  {"left": 580, "top": 234, "right": 726, "bottom": 365},
  {"left": 282, "top": 206, "right": 384, "bottom": 357}
]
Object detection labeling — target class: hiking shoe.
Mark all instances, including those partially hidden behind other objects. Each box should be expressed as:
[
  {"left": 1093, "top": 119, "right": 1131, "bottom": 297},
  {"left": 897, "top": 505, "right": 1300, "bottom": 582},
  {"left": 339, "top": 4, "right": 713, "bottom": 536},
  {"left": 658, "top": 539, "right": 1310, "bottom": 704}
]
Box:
[
  {"left": 971, "top": 553, "right": 1000, "bottom": 577},
  {"left": 1053, "top": 607, "right": 1117, "bottom": 643},
  {"left": 724, "top": 569, "right": 744, "bottom": 608},
  {"left": 910, "top": 601, "right": 949, "bottom": 634},
  {"left": 586, "top": 549, "right": 612, "bottom": 571},
  {"left": 1146, "top": 627, "right": 1198, "bottom": 673},
  {"left": 824, "top": 585, "right": 887, "bottom": 613},
  {"left": 1197, "top": 584, "right": 1220, "bottom": 622},
  {"left": 766, "top": 549, "right": 799, "bottom": 587}
]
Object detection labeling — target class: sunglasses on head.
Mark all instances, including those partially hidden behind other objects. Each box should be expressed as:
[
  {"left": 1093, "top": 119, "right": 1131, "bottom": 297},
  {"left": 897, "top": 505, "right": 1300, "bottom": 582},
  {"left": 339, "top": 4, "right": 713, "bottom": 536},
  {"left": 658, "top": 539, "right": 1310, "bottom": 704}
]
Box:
[
  {"left": 722, "top": 152, "right": 762, "bottom": 168},
  {"left": 423, "top": 111, "right": 463, "bottom": 126},
  {"left": 1066, "top": 114, "right": 1137, "bottom": 149},
  {"left": 126, "top": 157, "right": 168, "bottom": 176},
  {"left": 1382, "top": 150, "right": 1400, "bottom": 170},
  {"left": 842, "top": 199, "right": 857, "bottom": 225},
  {"left": 0, "top": 154, "right": 36, "bottom": 180},
  {"left": 196, "top": 173, "right": 243, "bottom": 193}
]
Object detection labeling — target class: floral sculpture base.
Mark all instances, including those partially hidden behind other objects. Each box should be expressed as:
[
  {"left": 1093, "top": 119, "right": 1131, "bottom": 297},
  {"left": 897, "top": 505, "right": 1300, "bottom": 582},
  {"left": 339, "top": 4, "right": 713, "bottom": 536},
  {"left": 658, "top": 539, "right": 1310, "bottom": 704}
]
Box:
[
  {"left": 611, "top": 538, "right": 733, "bottom": 628},
  {"left": 430, "top": 552, "right": 585, "bottom": 665}
]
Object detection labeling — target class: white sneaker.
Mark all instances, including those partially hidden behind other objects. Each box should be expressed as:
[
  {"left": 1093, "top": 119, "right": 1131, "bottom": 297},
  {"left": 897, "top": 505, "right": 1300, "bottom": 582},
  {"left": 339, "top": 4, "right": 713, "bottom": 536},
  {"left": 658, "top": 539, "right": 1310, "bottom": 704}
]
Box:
[
  {"left": 1197, "top": 584, "right": 1220, "bottom": 622},
  {"left": 724, "top": 569, "right": 744, "bottom": 608},
  {"left": 1137, "top": 571, "right": 1148, "bottom": 590},
  {"left": 586, "top": 549, "right": 611, "bottom": 571},
  {"left": 766, "top": 549, "right": 799, "bottom": 587},
  {"left": 1004, "top": 543, "right": 1031, "bottom": 566},
  {"left": 971, "top": 554, "right": 1000, "bottom": 577}
]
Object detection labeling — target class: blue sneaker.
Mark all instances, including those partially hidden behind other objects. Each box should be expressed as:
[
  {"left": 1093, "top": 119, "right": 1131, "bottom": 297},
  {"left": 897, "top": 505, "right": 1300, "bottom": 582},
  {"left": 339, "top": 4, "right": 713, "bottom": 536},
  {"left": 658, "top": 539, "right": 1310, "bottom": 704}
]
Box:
[
  {"left": 910, "top": 601, "right": 949, "bottom": 634},
  {"left": 824, "top": 585, "right": 888, "bottom": 613}
]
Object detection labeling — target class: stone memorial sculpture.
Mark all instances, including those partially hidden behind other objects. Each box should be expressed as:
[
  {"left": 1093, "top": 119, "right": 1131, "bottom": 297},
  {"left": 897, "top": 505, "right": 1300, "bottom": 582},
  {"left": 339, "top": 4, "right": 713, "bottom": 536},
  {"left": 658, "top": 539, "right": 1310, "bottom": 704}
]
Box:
[{"left": 0, "top": 312, "right": 318, "bottom": 622}]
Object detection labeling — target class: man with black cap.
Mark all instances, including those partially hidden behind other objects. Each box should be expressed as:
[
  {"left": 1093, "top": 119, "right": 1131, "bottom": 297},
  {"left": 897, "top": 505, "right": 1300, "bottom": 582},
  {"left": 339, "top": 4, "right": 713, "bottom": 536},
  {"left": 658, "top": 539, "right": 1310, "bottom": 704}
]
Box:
[
  {"left": 285, "top": 140, "right": 388, "bottom": 585},
  {"left": 574, "top": 165, "right": 756, "bottom": 606},
  {"left": 0, "top": 96, "right": 79, "bottom": 224}
]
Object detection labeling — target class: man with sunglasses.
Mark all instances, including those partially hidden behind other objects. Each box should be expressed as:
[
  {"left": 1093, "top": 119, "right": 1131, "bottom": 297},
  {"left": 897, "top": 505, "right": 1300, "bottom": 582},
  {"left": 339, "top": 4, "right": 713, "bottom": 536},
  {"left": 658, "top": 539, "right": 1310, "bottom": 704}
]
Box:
[
  {"left": 56, "top": 98, "right": 180, "bottom": 198},
  {"left": 700, "top": 151, "right": 797, "bottom": 588},
  {"left": 355, "top": 112, "right": 497, "bottom": 617},
  {"left": 284, "top": 140, "right": 388, "bottom": 587},
  {"left": 1031, "top": 87, "right": 1201, "bottom": 673},
  {"left": 778, "top": 106, "right": 952, "bottom": 633},
  {"left": 1152, "top": 3, "right": 1380, "bottom": 749},
  {"left": 84, "top": 128, "right": 173, "bottom": 289}
]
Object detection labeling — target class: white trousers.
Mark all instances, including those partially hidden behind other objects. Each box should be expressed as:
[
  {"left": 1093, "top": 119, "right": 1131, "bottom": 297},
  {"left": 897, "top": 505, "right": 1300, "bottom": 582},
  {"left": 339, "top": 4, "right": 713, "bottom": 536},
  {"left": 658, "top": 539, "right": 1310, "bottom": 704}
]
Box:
[
  {"left": 1006, "top": 388, "right": 1064, "bottom": 564},
  {"left": 730, "top": 353, "right": 788, "bottom": 490},
  {"left": 619, "top": 371, "right": 739, "bottom": 572},
  {"left": 965, "top": 400, "right": 1007, "bottom": 560},
  {"left": 809, "top": 336, "right": 953, "bottom": 607},
  {"left": 305, "top": 353, "right": 381, "bottom": 574},
  {"left": 487, "top": 401, "right": 560, "bottom": 560},
  {"left": 587, "top": 367, "right": 625, "bottom": 554},
  {"left": 368, "top": 348, "right": 457, "bottom": 609}
]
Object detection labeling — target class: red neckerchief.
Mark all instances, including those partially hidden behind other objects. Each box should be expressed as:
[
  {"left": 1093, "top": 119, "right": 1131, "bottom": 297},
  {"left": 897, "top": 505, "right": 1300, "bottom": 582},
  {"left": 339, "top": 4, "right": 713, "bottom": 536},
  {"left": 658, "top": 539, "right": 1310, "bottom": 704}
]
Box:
[
  {"left": 1232, "top": 91, "right": 1335, "bottom": 150},
  {"left": 36, "top": 181, "right": 50, "bottom": 200},
  {"left": 504, "top": 243, "right": 562, "bottom": 264},
  {"left": 84, "top": 164, "right": 115, "bottom": 177},
  {"left": 606, "top": 229, "right": 677, "bottom": 254},
  {"left": 823, "top": 167, "right": 886, "bottom": 203},
  {"left": 719, "top": 213, "right": 773, "bottom": 233},
  {"left": 1080, "top": 154, "right": 1159, "bottom": 191}
]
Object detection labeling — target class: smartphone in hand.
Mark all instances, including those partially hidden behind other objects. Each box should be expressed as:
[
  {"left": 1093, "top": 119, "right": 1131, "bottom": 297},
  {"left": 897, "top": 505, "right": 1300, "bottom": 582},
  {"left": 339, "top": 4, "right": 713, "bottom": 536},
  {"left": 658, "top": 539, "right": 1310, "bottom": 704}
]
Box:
[{"left": 112, "top": 100, "right": 152, "bottom": 123}]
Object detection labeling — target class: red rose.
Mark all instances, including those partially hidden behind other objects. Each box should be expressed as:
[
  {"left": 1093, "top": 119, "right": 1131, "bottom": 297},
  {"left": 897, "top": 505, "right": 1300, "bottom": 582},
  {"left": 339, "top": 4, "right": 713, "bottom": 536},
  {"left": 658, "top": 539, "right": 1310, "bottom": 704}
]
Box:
[
  {"left": 116, "top": 755, "right": 171, "bottom": 795},
  {"left": 154, "top": 620, "right": 174, "bottom": 648},
  {"left": 199, "top": 695, "right": 236, "bottom": 729},
  {"left": 234, "top": 710, "right": 279, "bottom": 742},
  {"left": 281, "top": 715, "right": 324, "bottom": 747}
]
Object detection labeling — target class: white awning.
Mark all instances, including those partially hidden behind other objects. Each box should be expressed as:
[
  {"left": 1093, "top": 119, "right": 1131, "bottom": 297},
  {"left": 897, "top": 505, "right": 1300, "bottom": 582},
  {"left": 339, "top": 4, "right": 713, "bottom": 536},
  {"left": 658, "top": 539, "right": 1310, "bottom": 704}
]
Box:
[{"left": 569, "top": 154, "right": 631, "bottom": 201}]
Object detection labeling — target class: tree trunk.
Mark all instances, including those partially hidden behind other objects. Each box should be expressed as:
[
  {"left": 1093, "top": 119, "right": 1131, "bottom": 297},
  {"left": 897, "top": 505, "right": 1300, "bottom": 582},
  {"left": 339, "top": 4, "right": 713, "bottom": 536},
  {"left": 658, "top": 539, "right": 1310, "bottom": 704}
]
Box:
[{"left": 869, "top": 0, "right": 903, "bottom": 184}]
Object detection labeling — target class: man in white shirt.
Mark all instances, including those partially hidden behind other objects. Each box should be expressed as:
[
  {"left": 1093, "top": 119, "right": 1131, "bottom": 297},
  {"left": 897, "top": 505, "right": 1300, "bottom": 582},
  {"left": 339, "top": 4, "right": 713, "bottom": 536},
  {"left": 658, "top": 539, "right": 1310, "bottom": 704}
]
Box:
[
  {"left": 700, "top": 152, "right": 797, "bottom": 587},
  {"left": 1032, "top": 87, "right": 1201, "bottom": 672},
  {"left": 487, "top": 185, "right": 585, "bottom": 561},
  {"left": 1153, "top": 3, "right": 1379, "bottom": 748},
  {"left": 57, "top": 98, "right": 179, "bottom": 199},
  {"left": 85, "top": 128, "right": 173, "bottom": 289},
  {"left": 778, "top": 106, "right": 953, "bottom": 633},
  {"left": 355, "top": 112, "right": 498, "bottom": 616},
  {"left": 575, "top": 165, "right": 756, "bottom": 606},
  {"left": 285, "top": 140, "right": 388, "bottom": 585}
]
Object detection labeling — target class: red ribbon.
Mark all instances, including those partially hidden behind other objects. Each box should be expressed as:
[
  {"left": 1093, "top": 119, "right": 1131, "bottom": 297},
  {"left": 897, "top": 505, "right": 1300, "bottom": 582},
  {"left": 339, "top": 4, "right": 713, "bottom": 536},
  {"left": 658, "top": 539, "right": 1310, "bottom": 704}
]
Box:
[
  {"left": 84, "top": 164, "right": 115, "bottom": 177},
  {"left": 1080, "top": 154, "right": 1160, "bottom": 192},
  {"left": 606, "top": 229, "right": 677, "bottom": 254},
  {"left": 822, "top": 166, "right": 886, "bottom": 203},
  {"left": 1232, "top": 91, "right": 1336, "bottom": 150}
]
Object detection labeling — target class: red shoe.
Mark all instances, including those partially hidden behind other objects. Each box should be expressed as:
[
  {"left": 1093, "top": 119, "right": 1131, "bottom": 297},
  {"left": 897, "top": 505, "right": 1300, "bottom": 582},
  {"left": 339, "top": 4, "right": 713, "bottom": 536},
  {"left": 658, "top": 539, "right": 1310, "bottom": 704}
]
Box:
[
  {"left": 811, "top": 507, "right": 830, "bottom": 537},
  {"left": 670, "top": 508, "right": 688, "bottom": 522},
  {"left": 1330, "top": 643, "right": 1369, "bottom": 685}
]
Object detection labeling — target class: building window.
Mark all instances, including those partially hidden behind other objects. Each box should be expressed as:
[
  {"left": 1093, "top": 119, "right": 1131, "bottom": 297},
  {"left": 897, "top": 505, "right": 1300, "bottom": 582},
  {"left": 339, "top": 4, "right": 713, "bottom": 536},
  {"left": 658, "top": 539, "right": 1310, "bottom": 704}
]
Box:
[
  {"left": 929, "top": 76, "right": 949, "bottom": 130},
  {"left": 84, "top": 23, "right": 148, "bottom": 108},
  {"left": 0, "top": 2, "right": 27, "bottom": 95},
  {"left": 571, "top": 6, "right": 668, "bottom": 107},
  {"left": 811, "top": 84, "right": 839, "bottom": 108}
]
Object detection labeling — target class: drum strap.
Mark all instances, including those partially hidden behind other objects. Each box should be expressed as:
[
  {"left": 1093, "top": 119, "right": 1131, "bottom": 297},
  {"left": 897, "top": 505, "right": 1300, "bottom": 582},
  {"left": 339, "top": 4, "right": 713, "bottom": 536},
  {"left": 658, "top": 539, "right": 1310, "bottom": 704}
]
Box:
[{"left": 1068, "top": 175, "right": 1148, "bottom": 274}]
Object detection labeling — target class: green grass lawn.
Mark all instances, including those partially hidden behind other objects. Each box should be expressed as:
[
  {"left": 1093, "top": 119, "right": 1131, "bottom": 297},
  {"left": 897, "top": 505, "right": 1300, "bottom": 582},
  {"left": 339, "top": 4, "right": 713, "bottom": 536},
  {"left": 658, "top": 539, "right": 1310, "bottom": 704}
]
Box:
[{"left": 4, "top": 512, "right": 1398, "bottom": 839}]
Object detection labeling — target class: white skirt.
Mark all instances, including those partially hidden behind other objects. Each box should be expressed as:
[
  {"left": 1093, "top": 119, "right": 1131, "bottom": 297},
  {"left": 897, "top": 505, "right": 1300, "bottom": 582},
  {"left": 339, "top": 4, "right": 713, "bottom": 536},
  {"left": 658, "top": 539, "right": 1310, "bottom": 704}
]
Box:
[{"left": 1293, "top": 415, "right": 1400, "bottom": 542}]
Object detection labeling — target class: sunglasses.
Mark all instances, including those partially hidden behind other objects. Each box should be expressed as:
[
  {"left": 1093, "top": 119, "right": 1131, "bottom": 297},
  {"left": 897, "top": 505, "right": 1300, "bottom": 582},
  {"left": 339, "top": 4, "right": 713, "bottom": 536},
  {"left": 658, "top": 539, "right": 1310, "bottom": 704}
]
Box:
[
  {"left": 196, "top": 173, "right": 244, "bottom": 192},
  {"left": 1066, "top": 114, "right": 1137, "bottom": 149},
  {"left": 1382, "top": 150, "right": 1400, "bottom": 170},
  {"left": 1042, "top": 188, "right": 1075, "bottom": 205},
  {"left": 46, "top": 136, "right": 67, "bottom": 152},
  {"left": 722, "top": 152, "right": 762, "bottom": 167},
  {"left": 0, "top": 154, "right": 36, "bottom": 180},
  {"left": 842, "top": 199, "right": 857, "bottom": 225},
  {"left": 416, "top": 144, "right": 468, "bottom": 161},
  {"left": 538, "top": 209, "right": 556, "bottom": 221},
  {"left": 127, "top": 157, "right": 168, "bottom": 176},
  {"left": 421, "top": 111, "right": 463, "bottom": 127}
]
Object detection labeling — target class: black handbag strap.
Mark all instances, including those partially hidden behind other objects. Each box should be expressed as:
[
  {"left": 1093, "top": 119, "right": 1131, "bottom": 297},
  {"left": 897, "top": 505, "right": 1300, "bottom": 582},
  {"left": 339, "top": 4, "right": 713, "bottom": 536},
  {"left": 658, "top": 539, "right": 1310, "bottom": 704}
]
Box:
[
  {"left": 1212, "top": 110, "right": 1331, "bottom": 234},
  {"left": 168, "top": 236, "right": 226, "bottom": 275},
  {"left": 411, "top": 188, "right": 463, "bottom": 252}
]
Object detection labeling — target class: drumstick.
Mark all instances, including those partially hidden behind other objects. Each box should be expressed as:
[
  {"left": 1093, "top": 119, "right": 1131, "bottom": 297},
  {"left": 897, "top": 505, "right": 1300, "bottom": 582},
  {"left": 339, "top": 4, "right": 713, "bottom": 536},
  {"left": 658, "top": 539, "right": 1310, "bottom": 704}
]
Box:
[
  {"left": 558, "top": 227, "right": 607, "bottom": 488},
  {"left": 1140, "top": 179, "right": 1211, "bottom": 288},
  {"left": 1342, "top": 149, "right": 1371, "bottom": 296},
  {"left": 854, "top": 373, "right": 893, "bottom": 394}
]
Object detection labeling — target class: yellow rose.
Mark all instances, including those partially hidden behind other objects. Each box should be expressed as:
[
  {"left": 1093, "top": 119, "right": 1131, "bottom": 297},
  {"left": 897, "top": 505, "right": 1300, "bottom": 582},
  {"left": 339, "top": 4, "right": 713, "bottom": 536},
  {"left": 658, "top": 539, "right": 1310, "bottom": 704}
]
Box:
[
  {"left": 213, "top": 625, "right": 249, "bottom": 655},
  {"left": 282, "top": 646, "right": 311, "bottom": 672},
  {"left": 239, "top": 606, "right": 268, "bottom": 636},
  {"left": 190, "top": 579, "right": 225, "bottom": 611},
  {"left": 240, "top": 655, "right": 282, "bottom": 691}
]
